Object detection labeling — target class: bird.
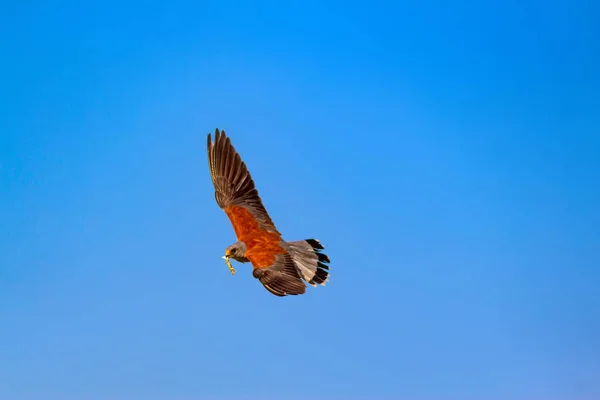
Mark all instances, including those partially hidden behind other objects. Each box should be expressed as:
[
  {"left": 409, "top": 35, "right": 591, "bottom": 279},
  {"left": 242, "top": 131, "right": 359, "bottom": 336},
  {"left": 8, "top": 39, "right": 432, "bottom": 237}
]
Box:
[{"left": 206, "top": 128, "right": 331, "bottom": 296}]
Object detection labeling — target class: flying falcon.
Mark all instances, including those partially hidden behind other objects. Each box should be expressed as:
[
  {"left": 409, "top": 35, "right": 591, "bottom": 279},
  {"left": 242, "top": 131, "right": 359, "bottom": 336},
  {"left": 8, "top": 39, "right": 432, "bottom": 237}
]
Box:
[{"left": 207, "top": 128, "right": 331, "bottom": 296}]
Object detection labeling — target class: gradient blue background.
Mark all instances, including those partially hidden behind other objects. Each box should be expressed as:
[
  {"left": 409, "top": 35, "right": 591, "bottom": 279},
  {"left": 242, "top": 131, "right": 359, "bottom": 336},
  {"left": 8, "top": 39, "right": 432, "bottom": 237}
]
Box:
[{"left": 1, "top": 1, "right": 599, "bottom": 399}]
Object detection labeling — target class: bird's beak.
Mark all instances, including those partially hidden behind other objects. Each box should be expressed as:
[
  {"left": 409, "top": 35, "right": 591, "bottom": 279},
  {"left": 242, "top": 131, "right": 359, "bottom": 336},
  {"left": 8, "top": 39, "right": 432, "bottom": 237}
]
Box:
[{"left": 223, "top": 254, "right": 235, "bottom": 275}]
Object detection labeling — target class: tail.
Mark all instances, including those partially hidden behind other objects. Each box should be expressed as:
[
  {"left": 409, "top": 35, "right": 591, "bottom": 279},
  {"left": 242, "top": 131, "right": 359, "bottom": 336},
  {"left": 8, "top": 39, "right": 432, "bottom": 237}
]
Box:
[{"left": 287, "top": 239, "right": 330, "bottom": 287}]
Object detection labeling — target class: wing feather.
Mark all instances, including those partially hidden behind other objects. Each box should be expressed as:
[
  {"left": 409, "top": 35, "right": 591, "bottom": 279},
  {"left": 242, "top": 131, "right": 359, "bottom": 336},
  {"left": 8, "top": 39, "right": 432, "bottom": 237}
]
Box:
[
  {"left": 207, "top": 128, "right": 280, "bottom": 235},
  {"left": 252, "top": 253, "right": 306, "bottom": 296}
]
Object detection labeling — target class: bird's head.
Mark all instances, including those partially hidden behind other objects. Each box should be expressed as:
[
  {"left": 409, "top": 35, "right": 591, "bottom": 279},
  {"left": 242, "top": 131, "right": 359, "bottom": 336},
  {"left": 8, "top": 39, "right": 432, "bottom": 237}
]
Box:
[
  {"left": 224, "top": 241, "right": 248, "bottom": 262},
  {"left": 222, "top": 241, "right": 248, "bottom": 276}
]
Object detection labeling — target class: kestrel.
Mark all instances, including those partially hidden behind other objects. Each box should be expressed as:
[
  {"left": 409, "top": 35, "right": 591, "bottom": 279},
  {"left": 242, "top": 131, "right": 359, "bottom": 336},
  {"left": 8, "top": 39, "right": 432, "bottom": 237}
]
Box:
[{"left": 207, "top": 128, "right": 330, "bottom": 296}]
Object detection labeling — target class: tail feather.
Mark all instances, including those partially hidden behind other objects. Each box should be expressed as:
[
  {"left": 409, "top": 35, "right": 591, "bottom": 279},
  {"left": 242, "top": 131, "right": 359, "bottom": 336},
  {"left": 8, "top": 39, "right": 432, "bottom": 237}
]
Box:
[{"left": 287, "top": 239, "right": 331, "bottom": 287}]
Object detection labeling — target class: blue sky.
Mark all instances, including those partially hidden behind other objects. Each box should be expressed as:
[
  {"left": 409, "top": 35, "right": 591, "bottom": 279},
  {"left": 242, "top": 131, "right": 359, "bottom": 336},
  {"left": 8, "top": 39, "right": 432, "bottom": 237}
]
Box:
[{"left": 1, "top": 1, "right": 599, "bottom": 399}]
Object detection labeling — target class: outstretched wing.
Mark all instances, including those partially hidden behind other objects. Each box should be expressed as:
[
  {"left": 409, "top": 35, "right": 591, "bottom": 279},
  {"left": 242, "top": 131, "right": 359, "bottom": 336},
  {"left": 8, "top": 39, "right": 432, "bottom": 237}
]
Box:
[
  {"left": 208, "top": 128, "right": 305, "bottom": 296},
  {"left": 251, "top": 252, "right": 307, "bottom": 296},
  {"left": 207, "top": 128, "right": 281, "bottom": 237}
]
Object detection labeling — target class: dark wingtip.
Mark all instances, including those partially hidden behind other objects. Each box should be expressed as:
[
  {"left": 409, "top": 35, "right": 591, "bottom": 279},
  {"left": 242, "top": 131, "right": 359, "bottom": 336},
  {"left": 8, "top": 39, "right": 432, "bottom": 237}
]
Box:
[
  {"left": 317, "top": 261, "right": 329, "bottom": 271},
  {"left": 216, "top": 128, "right": 228, "bottom": 140},
  {"left": 306, "top": 238, "right": 324, "bottom": 250},
  {"left": 317, "top": 252, "right": 330, "bottom": 263},
  {"left": 208, "top": 128, "right": 225, "bottom": 146},
  {"left": 311, "top": 267, "right": 329, "bottom": 285}
]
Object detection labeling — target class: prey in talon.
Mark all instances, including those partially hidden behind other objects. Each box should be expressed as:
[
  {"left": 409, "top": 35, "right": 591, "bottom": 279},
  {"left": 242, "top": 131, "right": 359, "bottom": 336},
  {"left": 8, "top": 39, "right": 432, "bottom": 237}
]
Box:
[
  {"left": 207, "top": 128, "right": 332, "bottom": 297},
  {"left": 222, "top": 255, "right": 235, "bottom": 275}
]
